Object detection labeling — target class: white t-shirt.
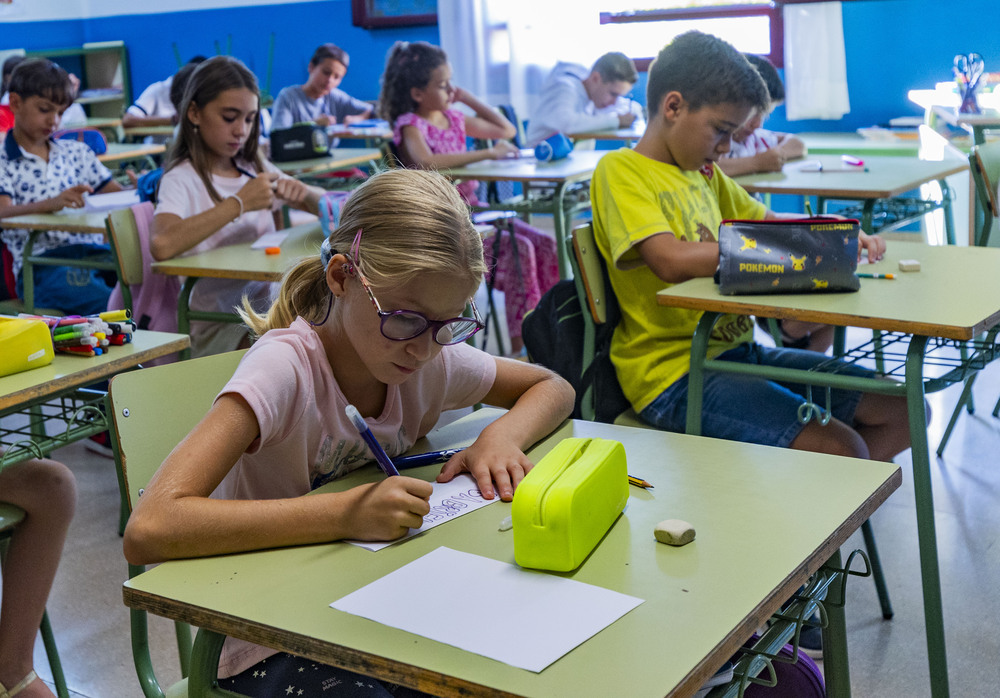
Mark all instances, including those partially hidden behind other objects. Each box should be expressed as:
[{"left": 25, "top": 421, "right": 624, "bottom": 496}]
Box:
[
  {"left": 126, "top": 76, "right": 175, "bottom": 119},
  {"left": 526, "top": 61, "right": 638, "bottom": 146},
  {"left": 155, "top": 158, "right": 285, "bottom": 355},
  {"left": 213, "top": 317, "right": 497, "bottom": 676}
]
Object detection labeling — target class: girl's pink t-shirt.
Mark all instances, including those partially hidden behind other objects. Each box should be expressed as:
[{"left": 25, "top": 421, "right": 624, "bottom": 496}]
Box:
[{"left": 213, "top": 316, "right": 496, "bottom": 676}]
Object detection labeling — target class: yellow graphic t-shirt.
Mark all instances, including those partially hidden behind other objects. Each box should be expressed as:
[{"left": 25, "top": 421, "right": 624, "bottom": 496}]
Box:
[{"left": 591, "top": 148, "right": 767, "bottom": 412}]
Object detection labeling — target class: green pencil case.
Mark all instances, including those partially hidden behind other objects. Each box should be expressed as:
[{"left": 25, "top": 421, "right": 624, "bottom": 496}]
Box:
[{"left": 512, "top": 437, "right": 629, "bottom": 572}]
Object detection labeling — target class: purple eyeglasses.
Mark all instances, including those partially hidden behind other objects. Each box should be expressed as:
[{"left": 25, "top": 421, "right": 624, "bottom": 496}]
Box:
[{"left": 348, "top": 229, "right": 484, "bottom": 346}]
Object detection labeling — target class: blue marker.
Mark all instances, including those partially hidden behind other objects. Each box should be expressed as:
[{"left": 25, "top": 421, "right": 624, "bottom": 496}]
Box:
[
  {"left": 393, "top": 448, "right": 464, "bottom": 470},
  {"left": 345, "top": 404, "right": 399, "bottom": 477}
]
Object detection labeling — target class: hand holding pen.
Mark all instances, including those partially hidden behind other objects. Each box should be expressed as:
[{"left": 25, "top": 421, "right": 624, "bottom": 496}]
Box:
[{"left": 342, "top": 404, "right": 432, "bottom": 541}]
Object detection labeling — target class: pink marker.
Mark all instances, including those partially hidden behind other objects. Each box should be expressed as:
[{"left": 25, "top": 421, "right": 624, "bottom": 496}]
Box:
[{"left": 842, "top": 155, "right": 865, "bottom": 167}]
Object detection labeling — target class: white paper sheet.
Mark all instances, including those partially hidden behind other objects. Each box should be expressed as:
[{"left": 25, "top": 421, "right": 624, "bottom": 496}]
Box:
[
  {"left": 331, "top": 546, "right": 643, "bottom": 672},
  {"left": 250, "top": 230, "right": 290, "bottom": 249},
  {"left": 348, "top": 474, "right": 498, "bottom": 551},
  {"left": 54, "top": 189, "right": 140, "bottom": 214}
]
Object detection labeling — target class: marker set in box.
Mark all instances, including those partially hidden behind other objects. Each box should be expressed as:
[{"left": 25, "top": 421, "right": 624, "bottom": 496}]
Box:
[{"left": 18, "top": 309, "right": 135, "bottom": 357}]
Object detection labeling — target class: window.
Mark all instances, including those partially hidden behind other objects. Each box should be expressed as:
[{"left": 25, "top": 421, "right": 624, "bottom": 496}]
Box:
[{"left": 599, "top": 2, "right": 781, "bottom": 68}]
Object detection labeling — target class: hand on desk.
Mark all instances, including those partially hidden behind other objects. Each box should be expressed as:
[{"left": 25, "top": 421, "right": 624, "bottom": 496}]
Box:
[
  {"left": 436, "top": 433, "right": 533, "bottom": 502},
  {"left": 858, "top": 231, "right": 886, "bottom": 262},
  {"left": 50, "top": 183, "right": 93, "bottom": 210},
  {"left": 341, "top": 477, "right": 433, "bottom": 541}
]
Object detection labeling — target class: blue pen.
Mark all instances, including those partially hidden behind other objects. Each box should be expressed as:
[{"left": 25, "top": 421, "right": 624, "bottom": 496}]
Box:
[
  {"left": 393, "top": 448, "right": 465, "bottom": 470},
  {"left": 345, "top": 404, "right": 400, "bottom": 477}
]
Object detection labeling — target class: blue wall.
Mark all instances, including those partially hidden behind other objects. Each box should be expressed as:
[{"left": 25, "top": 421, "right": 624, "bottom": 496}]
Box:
[
  {"left": 5, "top": 0, "right": 439, "bottom": 105},
  {"left": 5, "top": 0, "right": 999, "bottom": 132}
]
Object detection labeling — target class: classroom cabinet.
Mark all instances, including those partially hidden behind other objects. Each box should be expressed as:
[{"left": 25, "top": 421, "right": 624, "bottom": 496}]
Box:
[{"left": 26, "top": 40, "right": 131, "bottom": 119}]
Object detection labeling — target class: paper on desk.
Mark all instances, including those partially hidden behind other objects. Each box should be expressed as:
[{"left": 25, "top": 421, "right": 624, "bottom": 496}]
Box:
[
  {"left": 250, "top": 230, "right": 290, "bottom": 249},
  {"left": 55, "top": 189, "right": 140, "bottom": 214},
  {"left": 784, "top": 159, "right": 823, "bottom": 173},
  {"left": 331, "top": 546, "right": 644, "bottom": 672},
  {"left": 348, "top": 474, "right": 498, "bottom": 551}
]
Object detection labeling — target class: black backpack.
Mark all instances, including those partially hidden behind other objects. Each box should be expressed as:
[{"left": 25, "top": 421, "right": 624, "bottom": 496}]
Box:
[{"left": 522, "top": 278, "right": 631, "bottom": 423}]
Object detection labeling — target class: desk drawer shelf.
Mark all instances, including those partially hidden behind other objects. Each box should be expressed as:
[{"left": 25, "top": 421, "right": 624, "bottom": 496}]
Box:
[{"left": 0, "top": 388, "right": 107, "bottom": 469}]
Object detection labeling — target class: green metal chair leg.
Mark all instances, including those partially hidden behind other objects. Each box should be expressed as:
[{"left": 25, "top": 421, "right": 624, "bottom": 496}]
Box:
[
  {"left": 937, "top": 374, "right": 977, "bottom": 457},
  {"left": 39, "top": 610, "right": 69, "bottom": 698},
  {"left": 861, "top": 520, "right": 893, "bottom": 619}
]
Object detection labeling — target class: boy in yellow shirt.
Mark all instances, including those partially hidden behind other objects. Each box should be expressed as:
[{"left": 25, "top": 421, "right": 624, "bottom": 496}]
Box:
[{"left": 590, "top": 31, "right": 910, "bottom": 464}]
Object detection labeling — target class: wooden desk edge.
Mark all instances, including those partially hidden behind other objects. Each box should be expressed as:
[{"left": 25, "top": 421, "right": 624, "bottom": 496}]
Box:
[
  {"left": 655, "top": 292, "right": 989, "bottom": 342},
  {"left": 120, "top": 585, "right": 520, "bottom": 698},
  {"left": 675, "top": 465, "right": 901, "bottom": 694},
  {"left": 150, "top": 262, "right": 279, "bottom": 281}
]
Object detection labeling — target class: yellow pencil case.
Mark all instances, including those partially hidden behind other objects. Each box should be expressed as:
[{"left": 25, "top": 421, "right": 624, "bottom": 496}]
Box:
[
  {"left": 512, "top": 437, "right": 629, "bottom": 572},
  {"left": 0, "top": 317, "right": 54, "bottom": 378}
]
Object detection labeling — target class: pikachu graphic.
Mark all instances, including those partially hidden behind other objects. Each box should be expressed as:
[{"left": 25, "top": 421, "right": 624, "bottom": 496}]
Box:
[
  {"left": 790, "top": 254, "right": 807, "bottom": 271},
  {"left": 739, "top": 234, "right": 757, "bottom": 252},
  {"left": 812, "top": 278, "right": 829, "bottom": 290}
]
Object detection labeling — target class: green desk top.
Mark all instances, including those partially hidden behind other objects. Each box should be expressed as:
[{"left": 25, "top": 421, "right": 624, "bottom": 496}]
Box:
[
  {"left": 124, "top": 411, "right": 899, "bottom": 698},
  {"left": 799, "top": 132, "right": 922, "bottom": 157},
  {"left": 734, "top": 154, "right": 967, "bottom": 200},
  {"left": 151, "top": 221, "right": 323, "bottom": 281},
  {"left": 0, "top": 211, "right": 108, "bottom": 235},
  {"left": 97, "top": 141, "right": 166, "bottom": 165},
  {"left": 443, "top": 149, "right": 606, "bottom": 182},
  {"left": 658, "top": 241, "right": 1000, "bottom": 341},
  {"left": 273, "top": 148, "right": 381, "bottom": 176}
]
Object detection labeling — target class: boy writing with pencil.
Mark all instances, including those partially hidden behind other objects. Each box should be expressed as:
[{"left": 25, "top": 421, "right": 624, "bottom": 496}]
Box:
[
  {"left": 590, "top": 31, "right": 910, "bottom": 476},
  {"left": 0, "top": 58, "right": 122, "bottom": 315}
]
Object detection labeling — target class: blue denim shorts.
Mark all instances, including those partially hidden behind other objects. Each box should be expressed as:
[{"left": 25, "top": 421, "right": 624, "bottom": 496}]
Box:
[
  {"left": 639, "top": 343, "right": 871, "bottom": 448},
  {"left": 16, "top": 243, "right": 115, "bottom": 316}
]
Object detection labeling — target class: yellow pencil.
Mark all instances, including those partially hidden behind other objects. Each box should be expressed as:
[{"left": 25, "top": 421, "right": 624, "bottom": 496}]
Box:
[{"left": 628, "top": 475, "right": 653, "bottom": 489}]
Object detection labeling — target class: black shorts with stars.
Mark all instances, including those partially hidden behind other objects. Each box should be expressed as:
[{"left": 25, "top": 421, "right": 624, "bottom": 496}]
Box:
[{"left": 218, "top": 652, "right": 429, "bottom": 697}]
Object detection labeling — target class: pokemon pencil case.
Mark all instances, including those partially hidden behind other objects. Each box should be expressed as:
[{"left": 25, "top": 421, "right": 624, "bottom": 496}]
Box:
[
  {"left": 0, "top": 317, "right": 54, "bottom": 378},
  {"left": 512, "top": 437, "right": 629, "bottom": 572}
]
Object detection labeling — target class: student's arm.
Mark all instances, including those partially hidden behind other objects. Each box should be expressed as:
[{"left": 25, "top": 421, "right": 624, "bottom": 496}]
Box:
[
  {"left": 773, "top": 133, "right": 807, "bottom": 160},
  {"left": 399, "top": 125, "right": 517, "bottom": 170},
  {"left": 535, "top": 79, "right": 619, "bottom": 136},
  {"left": 635, "top": 233, "right": 722, "bottom": 284},
  {"left": 121, "top": 113, "right": 174, "bottom": 128},
  {"left": 273, "top": 174, "right": 323, "bottom": 215},
  {"left": 0, "top": 186, "right": 92, "bottom": 216},
  {"left": 716, "top": 149, "right": 786, "bottom": 177},
  {"left": 149, "top": 174, "right": 277, "bottom": 260},
  {"left": 123, "top": 393, "right": 435, "bottom": 564},
  {"left": 436, "top": 359, "right": 574, "bottom": 501},
  {"left": 452, "top": 88, "right": 516, "bottom": 141}
]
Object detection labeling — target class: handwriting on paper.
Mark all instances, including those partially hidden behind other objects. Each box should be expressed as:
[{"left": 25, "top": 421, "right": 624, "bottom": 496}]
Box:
[{"left": 348, "top": 474, "right": 498, "bottom": 551}]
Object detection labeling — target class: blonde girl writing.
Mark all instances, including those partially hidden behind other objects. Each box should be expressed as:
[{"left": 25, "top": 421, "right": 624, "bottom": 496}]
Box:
[{"left": 124, "top": 168, "right": 574, "bottom": 693}]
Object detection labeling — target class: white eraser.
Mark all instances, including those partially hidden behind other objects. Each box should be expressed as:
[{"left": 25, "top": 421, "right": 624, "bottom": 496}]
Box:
[
  {"left": 898, "top": 259, "right": 921, "bottom": 272},
  {"left": 654, "top": 519, "right": 696, "bottom": 546}
]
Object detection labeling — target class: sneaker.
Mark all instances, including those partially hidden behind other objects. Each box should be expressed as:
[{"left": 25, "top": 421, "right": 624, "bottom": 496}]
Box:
[
  {"left": 84, "top": 431, "right": 114, "bottom": 459},
  {"left": 797, "top": 618, "right": 823, "bottom": 660}
]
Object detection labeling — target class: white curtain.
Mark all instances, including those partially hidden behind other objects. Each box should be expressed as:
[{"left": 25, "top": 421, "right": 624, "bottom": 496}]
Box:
[{"left": 783, "top": 1, "right": 850, "bottom": 120}]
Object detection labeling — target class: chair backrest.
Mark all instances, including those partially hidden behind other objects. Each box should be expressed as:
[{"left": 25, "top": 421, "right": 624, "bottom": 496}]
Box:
[
  {"left": 571, "top": 222, "right": 610, "bottom": 326},
  {"left": 970, "top": 140, "right": 1000, "bottom": 247},
  {"left": 109, "top": 350, "right": 246, "bottom": 515},
  {"left": 106, "top": 205, "right": 146, "bottom": 290},
  {"left": 497, "top": 104, "right": 525, "bottom": 148},
  {"left": 54, "top": 127, "right": 108, "bottom": 155}
]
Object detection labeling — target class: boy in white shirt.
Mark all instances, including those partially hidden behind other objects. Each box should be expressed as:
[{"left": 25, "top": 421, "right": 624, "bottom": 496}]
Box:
[{"left": 526, "top": 52, "right": 640, "bottom": 146}]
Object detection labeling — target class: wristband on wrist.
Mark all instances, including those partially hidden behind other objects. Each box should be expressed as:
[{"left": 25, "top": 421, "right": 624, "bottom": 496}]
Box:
[{"left": 225, "top": 194, "right": 244, "bottom": 221}]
